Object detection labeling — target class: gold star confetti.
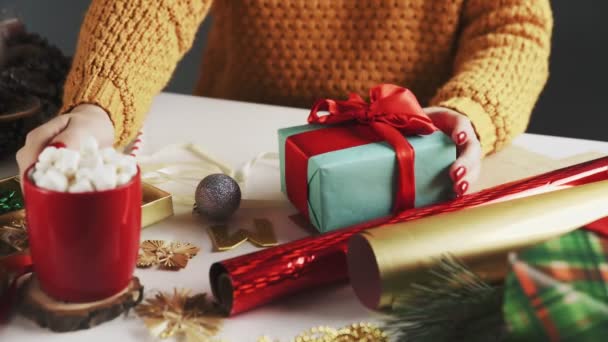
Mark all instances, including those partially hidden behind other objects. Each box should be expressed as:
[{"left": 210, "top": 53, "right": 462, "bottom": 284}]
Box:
[
  {"left": 135, "top": 289, "right": 223, "bottom": 342},
  {"left": 257, "top": 322, "right": 387, "bottom": 342},
  {"left": 137, "top": 240, "right": 200, "bottom": 270},
  {"left": 207, "top": 218, "right": 278, "bottom": 252}
]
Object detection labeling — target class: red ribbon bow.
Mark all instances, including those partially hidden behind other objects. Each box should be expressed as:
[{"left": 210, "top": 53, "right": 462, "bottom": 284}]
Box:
[{"left": 308, "top": 84, "right": 437, "bottom": 213}]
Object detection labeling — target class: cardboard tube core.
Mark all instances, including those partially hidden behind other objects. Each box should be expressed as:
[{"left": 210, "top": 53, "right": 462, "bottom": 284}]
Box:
[
  {"left": 347, "top": 234, "right": 382, "bottom": 310},
  {"left": 209, "top": 263, "right": 233, "bottom": 315}
]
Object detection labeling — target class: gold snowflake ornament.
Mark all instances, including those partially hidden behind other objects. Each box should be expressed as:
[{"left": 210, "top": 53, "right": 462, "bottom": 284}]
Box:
[
  {"left": 137, "top": 240, "right": 200, "bottom": 270},
  {"left": 135, "top": 289, "right": 223, "bottom": 342}
]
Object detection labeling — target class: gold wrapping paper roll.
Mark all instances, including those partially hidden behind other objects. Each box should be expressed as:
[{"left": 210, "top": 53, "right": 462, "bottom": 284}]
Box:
[{"left": 347, "top": 180, "right": 608, "bottom": 310}]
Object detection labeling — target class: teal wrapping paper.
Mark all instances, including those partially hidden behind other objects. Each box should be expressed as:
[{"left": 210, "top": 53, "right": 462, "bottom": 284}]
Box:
[{"left": 279, "top": 124, "right": 455, "bottom": 232}]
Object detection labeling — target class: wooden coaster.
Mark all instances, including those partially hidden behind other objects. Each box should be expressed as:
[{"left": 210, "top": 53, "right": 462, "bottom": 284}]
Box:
[{"left": 19, "top": 275, "right": 143, "bottom": 332}]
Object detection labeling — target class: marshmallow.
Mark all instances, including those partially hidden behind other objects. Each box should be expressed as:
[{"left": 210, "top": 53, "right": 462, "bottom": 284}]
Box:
[
  {"left": 68, "top": 179, "right": 94, "bottom": 193},
  {"left": 31, "top": 169, "right": 45, "bottom": 184},
  {"left": 91, "top": 165, "right": 118, "bottom": 191},
  {"left": 31, "top": 136, "right": 138, "bottom": 193},
  {"left": 101, "top": 147, "right": 119, "bottom": 164},
  {"left": 55, "top": 149, "right": 80, "bottom": 175},
  {"left": 75, "top": 168, "right": 94, "bottom": 182},
  {"left": 116, "top": 156, "right": 138, "bottom": 178},
  {"left": 34, "top": 161, "right": 51, "bottom": 173},
  {"left": 117, "top": 173, "right": 133, "bottom": 186},
  {"left": 80, "top": 135, "right": 99, "bottom": 156},
  {"left": 37, "top": 169, "right": 68, "bottom": 192},
  {"left": 79, "top": 154, "right": 103, "bottom": 170},
  {"left": 38, "top": 146, "right": 59, "bottom": 164}
]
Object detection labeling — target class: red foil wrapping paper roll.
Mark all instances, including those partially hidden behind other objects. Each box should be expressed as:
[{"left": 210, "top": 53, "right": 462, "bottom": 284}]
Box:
[{"left": 210, "top": 156, "right": 608, "bottom": 316}]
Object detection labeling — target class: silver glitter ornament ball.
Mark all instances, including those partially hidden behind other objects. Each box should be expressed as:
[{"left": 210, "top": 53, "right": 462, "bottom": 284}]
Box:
[{"left": 195, "top": 174, "right": 241, "bottom": 220}]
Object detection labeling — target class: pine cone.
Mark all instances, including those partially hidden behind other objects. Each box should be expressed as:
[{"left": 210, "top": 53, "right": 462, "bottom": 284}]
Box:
[{"left": 0, "top": 29, "right": 71, "bottom": 157}]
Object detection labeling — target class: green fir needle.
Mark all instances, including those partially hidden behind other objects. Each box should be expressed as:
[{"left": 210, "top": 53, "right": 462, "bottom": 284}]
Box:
[{"left": 0, "top": 190, "right": 24, "bottom": 215}]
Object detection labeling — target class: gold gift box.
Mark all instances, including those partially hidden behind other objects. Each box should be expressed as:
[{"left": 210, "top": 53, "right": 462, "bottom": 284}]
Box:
[
  {"left": 0, "top": 175, "right": 173, "bottom": 230},
  {"left": 0, "top": 176, "right": 21, "bottom": 198},
  {"left": 0, "top": 177, "right": 26, "bottom": 258},
  {"left": 141, "top": 182, "right": 174, "bottom": 228}
]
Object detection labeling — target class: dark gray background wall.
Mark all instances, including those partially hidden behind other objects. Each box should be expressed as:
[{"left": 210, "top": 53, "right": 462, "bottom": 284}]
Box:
[
  {"left": 1, "top": 0, "right": 606, "bottom": 142},
  {"left": 0, "top": 0, "right": 212, "bottom": 95}
]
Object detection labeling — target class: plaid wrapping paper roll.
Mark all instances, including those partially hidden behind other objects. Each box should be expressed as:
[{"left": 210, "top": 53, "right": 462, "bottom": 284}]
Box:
[{"left": 504, "top": 229, "right": 608, "bottom": 341}]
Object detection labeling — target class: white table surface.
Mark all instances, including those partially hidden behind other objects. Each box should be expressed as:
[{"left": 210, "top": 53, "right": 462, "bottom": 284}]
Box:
[{"left": 1, "top": 92, "right": 608, "bottom": 341}]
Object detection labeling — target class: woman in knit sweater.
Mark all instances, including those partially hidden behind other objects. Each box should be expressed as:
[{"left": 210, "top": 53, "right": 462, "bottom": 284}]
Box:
[{"left": 16, "top": 0, "right": 553, "bottom": 196}]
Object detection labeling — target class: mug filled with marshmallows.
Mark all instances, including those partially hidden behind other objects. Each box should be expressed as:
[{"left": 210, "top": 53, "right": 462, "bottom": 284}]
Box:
[{"left": 23, "top": 137, "right": 141, "bottom": 302}]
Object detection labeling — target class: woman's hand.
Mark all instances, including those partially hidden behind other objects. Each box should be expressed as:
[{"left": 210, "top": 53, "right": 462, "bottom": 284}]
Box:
[
  {"left": 424, "top": 106, "right": 482, "bottom": 196},
  {"left": 16, "top": 104, "right": 114, "bottom": 178}
]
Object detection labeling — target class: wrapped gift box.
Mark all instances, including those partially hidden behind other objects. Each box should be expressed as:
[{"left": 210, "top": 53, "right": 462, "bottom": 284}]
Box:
[{"left": 279, "top": 123, "right": 455, "bottom": 232}]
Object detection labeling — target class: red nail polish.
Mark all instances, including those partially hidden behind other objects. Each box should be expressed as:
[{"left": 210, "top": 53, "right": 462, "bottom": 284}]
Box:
[
  {"left": 48, "top": 142, "right": 66, "bottom": 149},
  {"left": 456, "top": 132, "right": 467, "bottom": 145},
  {"left": 453, "top": 166, "right": 466, "bottom": 181},
  {"left": 459, "top": 181, "right": 469, "bottom": 195}
]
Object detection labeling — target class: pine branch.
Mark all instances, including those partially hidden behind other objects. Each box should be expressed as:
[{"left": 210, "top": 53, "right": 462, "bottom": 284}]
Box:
[
  {"left": 0, "top": 190, "right": 23, "bottom": 215},
  {"left": 383, "top": 255, "right": 506, "bottom": 342}
]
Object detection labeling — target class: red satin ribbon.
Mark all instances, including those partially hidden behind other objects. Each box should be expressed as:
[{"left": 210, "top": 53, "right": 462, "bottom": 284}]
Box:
[
  {"left": 305, "top": 84, "right": 437, "bottom": 214},
  {"left": 0, "top": 252, "right": 33, "bottom": 322},
  {"left": 584, "top": 217, "right": 608, "bottom": 235},
  {"left": 285, "top": 125, "right": 385, "bottom": 222}
]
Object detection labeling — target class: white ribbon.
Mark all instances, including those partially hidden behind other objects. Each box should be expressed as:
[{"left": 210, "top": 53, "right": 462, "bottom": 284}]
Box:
[{"left": 136, "top": 143, "right": 281, "bottom": 207}]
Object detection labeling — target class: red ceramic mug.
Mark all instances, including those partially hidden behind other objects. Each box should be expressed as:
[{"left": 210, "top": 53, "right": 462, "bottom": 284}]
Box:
[{"left": 23, "top": 165, "right": 142, "bottom": 302}]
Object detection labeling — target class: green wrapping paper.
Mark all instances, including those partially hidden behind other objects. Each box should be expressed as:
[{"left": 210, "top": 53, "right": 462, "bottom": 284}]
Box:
[{"left": 504, "top": 229, "right": 608, "bottom": 341}]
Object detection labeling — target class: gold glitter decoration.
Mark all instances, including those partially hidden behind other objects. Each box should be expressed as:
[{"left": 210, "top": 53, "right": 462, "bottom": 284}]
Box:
[
  {"left": 137, "top": 240, "right": 200, "bottom": 270},
  {"left": 207, "top": 218, "right": 278, "bottom": 251},
  {"left": 257, "top": 322, "right": 387, "bottom": 342},
  {"left": 135, "top": 289, "right": 223, "bottom": 341},
  {"left": 257, "top": 337, "right": 272, "bottom": 342},
  {"left": 0, "top": 210, "right": 27, "bottom": 252}
]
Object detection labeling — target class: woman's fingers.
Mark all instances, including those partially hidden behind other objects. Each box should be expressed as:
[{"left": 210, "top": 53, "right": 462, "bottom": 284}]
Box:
[
  {"left": 423, "top": 107, "right": 456, "bottom": 133},
  {"left": 425, "top": 107, "right": 482, "bottom": 196},
  {"left": 448, "top": 114, "right": 482, "bottom": 196},
  {"left": 16, "top": 115, "right": 71, "bottom": 178},
  {"left": 51, "top": 127, "right": 84, "bottom": 150},
  {"left": 450, "top": 116, "right": 477, "bottom": 146},
  {"left": 450, "top": 139, "right": 482, "bottom": 196}
]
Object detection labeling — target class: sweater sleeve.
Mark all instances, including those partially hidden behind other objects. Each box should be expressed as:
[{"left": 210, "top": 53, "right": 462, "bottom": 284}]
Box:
[
  {"left": 430, "top": 0, "right": 553, "bottom": 155},
  {"left": 61, "top": 0, "right": 212, "bottom": 147}
]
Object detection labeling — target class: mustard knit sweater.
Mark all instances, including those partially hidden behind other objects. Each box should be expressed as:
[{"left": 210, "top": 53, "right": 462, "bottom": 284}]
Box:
[{"left": 61, "top": 0, "right": 553, "bottom": 155}]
